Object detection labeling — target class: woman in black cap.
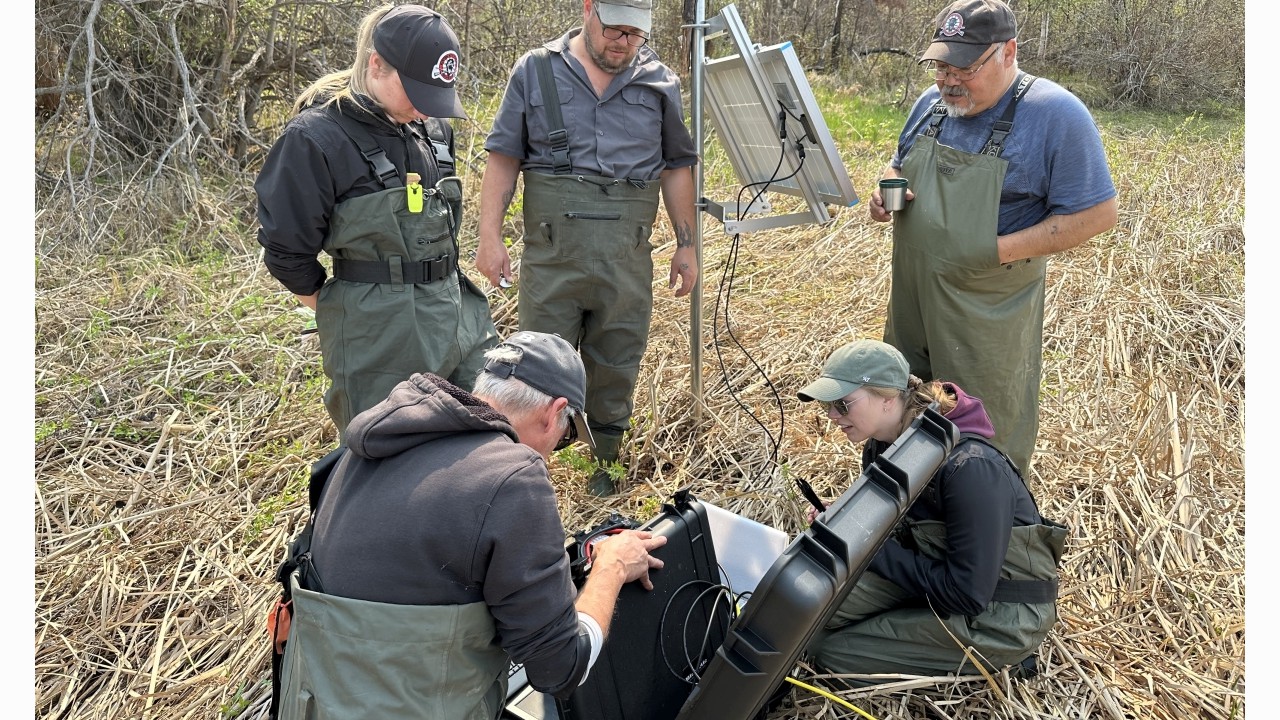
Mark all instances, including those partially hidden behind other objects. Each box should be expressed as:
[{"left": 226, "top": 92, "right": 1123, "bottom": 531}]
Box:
[
  {"left": 797, "top": 339, "right": 1066, "bottom": 682},
  {"left": 255, "top": 4, "right": 498, "bottom": 442}
]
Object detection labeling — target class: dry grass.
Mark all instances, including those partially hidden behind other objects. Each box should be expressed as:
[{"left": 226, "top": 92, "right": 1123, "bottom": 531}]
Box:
[{"left": 34, "top": 114, "right": 1243, "bottom": 720}]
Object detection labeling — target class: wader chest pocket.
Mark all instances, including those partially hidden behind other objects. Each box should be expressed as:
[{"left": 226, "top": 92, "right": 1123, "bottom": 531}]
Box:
[{"left": 564, "top": 212, "right": 622, "bottom": 221}]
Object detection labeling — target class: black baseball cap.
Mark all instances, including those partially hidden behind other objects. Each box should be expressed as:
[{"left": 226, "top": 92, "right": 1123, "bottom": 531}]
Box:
[
  {"left": 920, "top": 0, "right": 1017, "bottom": 69},
  {"left": 481, "top": 331, "right": 594, "bottom": 450},
  {"left": 372, "top": 5, "right": 467, "bottom": 118}
]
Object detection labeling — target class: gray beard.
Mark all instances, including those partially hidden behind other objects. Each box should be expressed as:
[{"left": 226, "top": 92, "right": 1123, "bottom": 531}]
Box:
[{"left": 941, "top": 89, "right": 972, "bottom": 117}]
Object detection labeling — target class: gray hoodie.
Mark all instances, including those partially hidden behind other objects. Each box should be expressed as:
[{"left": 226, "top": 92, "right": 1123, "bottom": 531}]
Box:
[{"left": 309, "top": 372, "right": 586, "bottom": 694}]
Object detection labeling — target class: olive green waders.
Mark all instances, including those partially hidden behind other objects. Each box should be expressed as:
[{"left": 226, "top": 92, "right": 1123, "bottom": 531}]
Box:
[
  {"left": 318, "top": 177, "right": 499, "bottom": 440},
  {"left": 884, "top": 133, "right": 1046, "bottom": 476},
  {"left": 517, "top": 172, "right": 661, "bottom": 447},
  {"left": 809, "top": 519, "right": 1065, "bottom": 681},
  {"left": 278, "top": 571, "right": 509, "bottom": 720}
]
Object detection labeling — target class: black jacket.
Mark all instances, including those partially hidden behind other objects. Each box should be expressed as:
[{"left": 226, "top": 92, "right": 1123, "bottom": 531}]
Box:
[
  {"left": 255, "top": 95, "right": 454, "bottom": 296},
  {"left": 862, "top": 386, "right": 1043, "bottom": 617}
]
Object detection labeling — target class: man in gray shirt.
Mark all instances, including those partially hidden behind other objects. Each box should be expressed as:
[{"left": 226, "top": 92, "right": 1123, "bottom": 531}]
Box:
[{"left": 476, "top": 0, "right": 699, "bottom": 496}]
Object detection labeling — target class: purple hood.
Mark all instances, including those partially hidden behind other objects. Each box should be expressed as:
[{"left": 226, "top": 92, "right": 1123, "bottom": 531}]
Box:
[{"left": 942, "top": 382, "right": 996, "bottom": 438}]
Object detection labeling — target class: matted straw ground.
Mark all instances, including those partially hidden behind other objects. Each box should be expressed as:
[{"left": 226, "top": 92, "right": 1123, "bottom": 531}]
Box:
[{"left": 35, "top": 121, "right": 1243, "bottom": 719}]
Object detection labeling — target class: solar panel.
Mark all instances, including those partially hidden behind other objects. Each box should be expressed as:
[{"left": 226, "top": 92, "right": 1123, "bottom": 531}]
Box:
[{"left": 701, "top": 4, "right": 858, "bottom": 234}]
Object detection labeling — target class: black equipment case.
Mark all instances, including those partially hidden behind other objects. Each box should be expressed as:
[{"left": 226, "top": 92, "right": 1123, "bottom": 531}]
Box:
[
  {"left": 560, "top": 490, "right": 729, "bottom": 720},
  {"left": 504, "top": 407, "right": 956, "bottom": 720}
]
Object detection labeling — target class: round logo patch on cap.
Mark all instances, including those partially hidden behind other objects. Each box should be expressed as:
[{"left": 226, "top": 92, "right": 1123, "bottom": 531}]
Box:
[
  {"left": 939, "top": 12, "right": 967, "bottom": 36},
  {"left": 432, "top": 50, "right": 459, "bottom": 84}
]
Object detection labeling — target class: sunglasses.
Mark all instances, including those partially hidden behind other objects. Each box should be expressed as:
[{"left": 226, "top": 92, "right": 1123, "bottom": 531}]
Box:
[
  {"left": 554, "top": 413, "right": 579, "bottom": 451},
  {"left": 820, "top": 394, "right": 861, "bottom": 417}
]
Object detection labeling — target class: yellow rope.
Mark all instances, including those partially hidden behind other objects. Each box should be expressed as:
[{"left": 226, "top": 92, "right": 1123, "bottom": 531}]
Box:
[{"left": 784, "top": 676, "right": 880, "bottom": 720}]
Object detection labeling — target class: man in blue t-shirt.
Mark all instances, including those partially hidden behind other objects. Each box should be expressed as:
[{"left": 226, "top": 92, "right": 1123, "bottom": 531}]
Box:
[{"left": 869, "top": 0, "right": 1117, "bottom": 476}]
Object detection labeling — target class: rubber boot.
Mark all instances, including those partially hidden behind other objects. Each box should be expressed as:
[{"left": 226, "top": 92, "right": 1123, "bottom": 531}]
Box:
[{"left": 588, "top": 430, "right": 625, "bottom": 497}]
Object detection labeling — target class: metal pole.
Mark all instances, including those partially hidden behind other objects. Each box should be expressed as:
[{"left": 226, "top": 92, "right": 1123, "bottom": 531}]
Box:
[{"left": 689, "top": 0, "right": 706, "bottom": 423}]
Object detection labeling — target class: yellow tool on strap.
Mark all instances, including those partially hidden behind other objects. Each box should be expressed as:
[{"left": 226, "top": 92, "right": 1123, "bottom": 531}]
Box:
[{"left": 406, "top": 172, "right": 423, "bottom": 213}]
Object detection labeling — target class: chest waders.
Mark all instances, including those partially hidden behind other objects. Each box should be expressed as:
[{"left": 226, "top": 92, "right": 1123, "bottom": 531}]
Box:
[
  {"left": 278, "top": 573, "right": 508, "bottom": 720},
  {"left": 883, "top": 74, "right": 1042, "bottom": 475},
  {"left": 517, "top": 171, "right": 661, "bottom": 438},
  {"left": 811, "top": 518, "right": 1065, "bottom": 679},
  {"left": 270, "top": 450, "right": 506, "bottom": 720},
  {"left": 316, "top": 118, "right": 498, "bottom": 439}
]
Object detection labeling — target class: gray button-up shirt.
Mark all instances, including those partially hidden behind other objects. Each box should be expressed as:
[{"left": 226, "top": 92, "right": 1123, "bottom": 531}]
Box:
[{"left": 484, "top": 28, "right": 697, "bottom": 181}]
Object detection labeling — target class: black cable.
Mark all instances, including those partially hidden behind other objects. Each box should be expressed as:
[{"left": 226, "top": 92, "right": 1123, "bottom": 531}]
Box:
[
  {"left": 711, "top": 122, "right": 807, "bottom": 485},
  {"left": 658, "top": 579, "right": 736, "bottom": 684},
  {"left": 711, "top": 139, "right": 785, "bottom": 485},
  {"left": 682, "top": 583, "right": 735, "bottom": 682},
  {"left": 778, "top": 104, "right": 815, "bottom": 146}
]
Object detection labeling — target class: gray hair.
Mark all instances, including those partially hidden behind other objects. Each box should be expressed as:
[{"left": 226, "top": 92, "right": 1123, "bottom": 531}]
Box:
[
  {"left": 993, "top": 39, "right": 1016, "bottom": 68},
  {"left": 474, "top": 345, "right": 573, "bottom": 431}
]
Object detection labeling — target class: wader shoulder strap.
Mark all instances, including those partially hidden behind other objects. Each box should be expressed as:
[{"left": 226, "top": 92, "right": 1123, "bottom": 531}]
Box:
[
  {"left": 958, "top": 433, "right": 1024, "bottom": 487},
  {"left": 329, "top": 109, "right": 403, "bottom": 189},
  {"left": 917, "top": 72, "right": 1037, "bottom": 154},
  {"left": 980, "top": 72, "right": 1037, "bottom": 158},
  {"left": 920, "top": 101, "right": 949, "bottom": 139},
  {"left": 956, "top": 432, "right": 1050, "bottom": 517},
  {"left": 306, "top": 446, "right": 345, "bottom": 513},
  {"left": 420, "top": 117, "right": 456, "bottom": 178},
  {"left": 532, "top": 48, "right": 572, "bottom": 175}
]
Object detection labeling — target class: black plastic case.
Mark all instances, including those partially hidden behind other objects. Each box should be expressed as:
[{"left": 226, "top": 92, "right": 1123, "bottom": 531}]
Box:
[
  {"left": 561, "top": 490, "right": 730, "bottom": 720},
  {"left": 675, "top": 407, "right": 957, "bottom": 720}
]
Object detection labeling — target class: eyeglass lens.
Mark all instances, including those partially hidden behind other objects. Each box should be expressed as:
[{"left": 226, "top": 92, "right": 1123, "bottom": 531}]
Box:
[
  {"left": 821, "top": 399, "right": 851, "bottom": 416},
  {"left": 931, "top": 45, "right": 996, "bottom": 80},
  {"left": 554, "top": 418, "right": 578, "bottom": 451},
  {"left": 595, "top": 8, "right": 648, "bottom": 46}
]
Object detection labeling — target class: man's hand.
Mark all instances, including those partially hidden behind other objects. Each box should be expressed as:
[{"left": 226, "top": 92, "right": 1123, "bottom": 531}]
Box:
[
  {"left": 476, "top": 151, "right": 522, "bottom": 287},
  {"left": 592, "top": 529, "right": 667, "bottom": 591},
  {"left": 868, "top": 168, "right": 914, "bottom": 223},
  {"left": 475, "top": 237, "right": 514, "bottom": 288},
  {"left": 668, "top": 246, "right": 697, "bottom": 298}
]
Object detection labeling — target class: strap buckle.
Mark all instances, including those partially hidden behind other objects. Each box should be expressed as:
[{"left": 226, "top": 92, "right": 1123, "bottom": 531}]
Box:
[
  {"left": 548, "top": 129, "right": 572, "bottom": 175},
  {"left": 421, "top": 255, "right": 452, "bottom": 282}
]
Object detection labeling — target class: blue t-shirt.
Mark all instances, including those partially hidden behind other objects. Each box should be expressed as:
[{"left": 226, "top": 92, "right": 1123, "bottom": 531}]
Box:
[{"left": 892, "top": 76, "right": 1116, "bottom": 236}]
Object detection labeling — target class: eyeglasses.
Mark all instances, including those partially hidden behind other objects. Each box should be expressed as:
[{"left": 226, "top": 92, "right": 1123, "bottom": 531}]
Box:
[
  {"left": 594, "top": 7, "right": 649, "bottom": 47},
  {"left": 820, "top": 395, "right": 860, "bottom": 417},
  {"left": 929, "top": 44, "right": 999, "bottom": 81},
  {"left": 554, "top": 413, "right": 579, "bottom": 451}
]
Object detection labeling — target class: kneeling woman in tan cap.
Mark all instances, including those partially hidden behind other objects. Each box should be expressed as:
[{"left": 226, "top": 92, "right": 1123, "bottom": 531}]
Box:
[{"left": 797, "top": 339, "right": 1066, "bottom": 683}]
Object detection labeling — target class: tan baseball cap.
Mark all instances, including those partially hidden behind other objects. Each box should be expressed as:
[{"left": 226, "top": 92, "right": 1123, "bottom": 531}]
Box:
[{"left": 797, "top": 340, "right": 910, "bottom": 403}]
